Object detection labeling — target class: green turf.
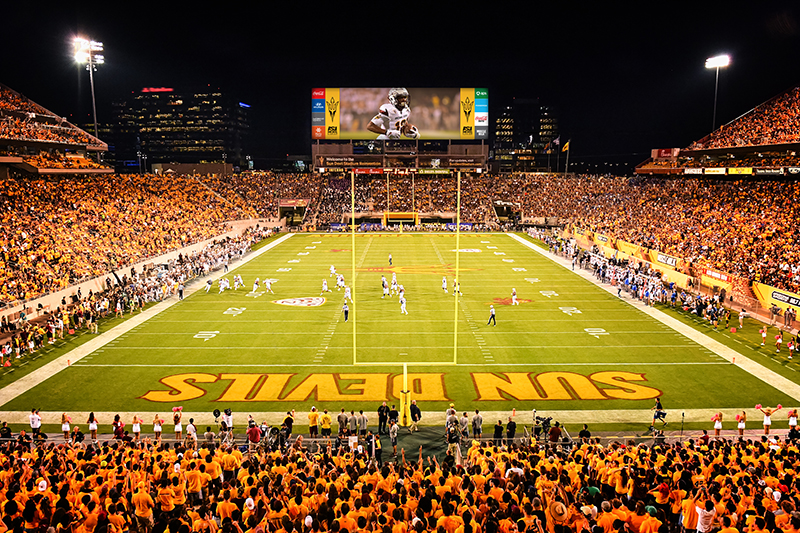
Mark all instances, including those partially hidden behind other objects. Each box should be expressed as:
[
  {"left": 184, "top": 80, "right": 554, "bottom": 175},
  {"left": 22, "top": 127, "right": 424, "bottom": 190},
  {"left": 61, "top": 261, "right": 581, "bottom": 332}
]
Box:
[{"left": 2, "top": 233, "right": 793, "bottom": 414}]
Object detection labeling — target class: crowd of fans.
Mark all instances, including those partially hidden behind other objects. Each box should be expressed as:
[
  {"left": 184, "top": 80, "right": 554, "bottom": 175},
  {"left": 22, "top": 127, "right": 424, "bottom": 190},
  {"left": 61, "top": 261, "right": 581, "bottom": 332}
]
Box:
[
  {"left": 0, "top": 225, "right": 275, "bottom": 364},
  {"left": 5, "top": 170, "right": 800, "bottom": 304},
  {"left": 0, "top": 418, "right": 798, "bottom": 533},
  {"left": 688, "top": 87, "right": 800, "bottom": 150},
  {"left": 0, "top": 116, "right": 101, "bottom": 147},
  {"left": 0, "top": 174, "right": 251, "bottom": 304}
]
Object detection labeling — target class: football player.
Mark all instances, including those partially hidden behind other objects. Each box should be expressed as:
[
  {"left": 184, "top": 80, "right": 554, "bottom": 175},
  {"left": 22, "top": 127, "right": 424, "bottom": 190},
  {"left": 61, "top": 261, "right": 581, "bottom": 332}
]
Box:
[{"left": 367, "top": 88, "right": 420, "bottom": 140}]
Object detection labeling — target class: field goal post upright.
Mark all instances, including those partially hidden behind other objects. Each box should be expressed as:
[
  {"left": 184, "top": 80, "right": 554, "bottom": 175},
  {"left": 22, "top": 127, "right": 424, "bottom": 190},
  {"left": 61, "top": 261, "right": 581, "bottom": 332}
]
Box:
[
  {"left": 351, "top": 169, "right": 357, "bottom": 366},
  {"left": 452, "top": 170, "right": 461, "bottom": 366}
]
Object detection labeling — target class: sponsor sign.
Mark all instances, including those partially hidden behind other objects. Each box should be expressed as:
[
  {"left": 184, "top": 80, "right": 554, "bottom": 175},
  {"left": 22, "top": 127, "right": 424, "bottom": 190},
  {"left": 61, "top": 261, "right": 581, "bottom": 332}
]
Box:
[
  {"left": 279, "top": 199, "right": 310, "bottom": 207},
  {"left": 755, "top": 168, "right": 784, "bottom": 175},
  {"left": 788, "top": 167, "right": 800, "bottom": 175},
  {"left": 704, "top": 168, "right": 726, "bottom": 175},
  {"left": 312, "top": 88, "right": 487, "bottom": 140},
  {"left": 595, "top": 234, "right": 609, "bottom": 243},
  {"left": 727, "top": 167, "right": 753, "bottom": 175},
  {"left": 315, "top": 155, "right": 383, "bottom": 168},
  {"left": 418, "top": 169, "right": 451, "bottom": 175},
  {"left": 684, "top": 168, "right": 703, "bottom": 175},
  {"left": 703, "top": 268, "right": 730, "bottom": 282},
  {"left": 272, "top": 297, "right": 326, "bottom": 307},
  {"left": 656, "top": 253, "right": 677, "bottom": 267},
  {"left": 771, "top": 290, "right": 800, "bottom": 307}
]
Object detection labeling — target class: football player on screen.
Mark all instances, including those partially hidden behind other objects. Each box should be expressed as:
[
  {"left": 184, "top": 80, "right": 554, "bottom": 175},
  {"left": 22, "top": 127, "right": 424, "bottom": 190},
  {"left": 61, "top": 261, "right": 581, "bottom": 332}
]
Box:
[{"left": 367, "top": 87, "right": 420, "bottom": 140}]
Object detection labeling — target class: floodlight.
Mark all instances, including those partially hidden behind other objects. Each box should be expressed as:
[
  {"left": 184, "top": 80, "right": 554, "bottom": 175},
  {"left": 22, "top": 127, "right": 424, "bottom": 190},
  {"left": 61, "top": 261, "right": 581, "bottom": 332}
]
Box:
[{"left": 705, "top": 55, "right": 730, "bottom": 69}]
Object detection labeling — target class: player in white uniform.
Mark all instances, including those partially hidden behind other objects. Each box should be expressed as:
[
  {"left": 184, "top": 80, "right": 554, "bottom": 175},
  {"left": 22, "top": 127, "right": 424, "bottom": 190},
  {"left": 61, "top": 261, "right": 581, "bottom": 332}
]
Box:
[
  {"left": 252, "top": 278, "right": 260, "bottom": 293},
  {"left": 366, "top": 88, "right": 420, "bottom": 140},
  {"left": 512, "top": 288, "right": 519, "bottom": 305},
  {"left": 233, "top": 274, "right": 243, "bottom": 290},
  {"left": 381, "top": 275, "right": 389, "bottom": 299},
  {"left": 330, "top": 265, "right": 336, "bottom": 277},
  {"left": 442, "top": 276, "right": 448, "bottom": 293},
  {"left": 391, "top": 278, "right": 399, "bottom": 297},
  {"left": 337, "top": 274, "right": 345, "bottom": 291},
  {"left": 205, "top": 279, "right": 213, "bottom": 293},
  {"left": 263, "top": 278, "right": 274, "bottom": 294},
  {"left": 321, "top": 279, "right": 331, "bottom": 295},
  {"left": 344, "top": 285, "right": 353, "bottom": 303},
  {"left": 400, "top": 295, "right": 408, "bottom": 315},
  {"left": 453, "top": 279, "right": 462, "bottom": 296}
]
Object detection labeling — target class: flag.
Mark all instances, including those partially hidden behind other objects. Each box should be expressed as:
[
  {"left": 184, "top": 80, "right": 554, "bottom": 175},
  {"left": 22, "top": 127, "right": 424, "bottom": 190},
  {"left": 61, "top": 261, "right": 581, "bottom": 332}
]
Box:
[
  {"left": 553, "top": 136, "right": 560, "bottom": 146},
  {"left": 562, "top": 140, "right": 570, "bottom": 152}
]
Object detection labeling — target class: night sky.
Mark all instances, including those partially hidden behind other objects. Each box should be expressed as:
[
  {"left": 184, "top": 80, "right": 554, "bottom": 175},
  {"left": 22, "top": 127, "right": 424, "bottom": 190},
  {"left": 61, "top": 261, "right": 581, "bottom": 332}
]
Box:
[{"left": 3, "top": 3, "right": 799, "bottom": 167}]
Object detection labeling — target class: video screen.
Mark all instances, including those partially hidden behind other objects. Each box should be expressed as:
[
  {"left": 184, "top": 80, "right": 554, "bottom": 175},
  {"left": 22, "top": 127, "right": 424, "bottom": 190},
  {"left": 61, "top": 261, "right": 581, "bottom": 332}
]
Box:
[{"left": 312, "top": 88, "right": 488, "bottom": 141}]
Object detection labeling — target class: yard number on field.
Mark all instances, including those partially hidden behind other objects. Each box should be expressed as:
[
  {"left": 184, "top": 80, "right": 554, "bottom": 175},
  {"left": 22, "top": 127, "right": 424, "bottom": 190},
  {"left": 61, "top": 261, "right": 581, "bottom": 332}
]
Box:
[
  {"left": 559, "top": 307, "right": 581, "bottom": 316},
  {"left": 277, "top": 268, "right": 292, "bottom": 272},
  {"left": 540, "top": 290, "right": 558, "bottom": 298},
  {"left": 246, "top": 292, "right": 264, "bottom": 298},
  {"left": 224, "top": 307, "right": 246, "bottom": 316},
  {"left": 585, "top": 328, "right": 609, "bottom": 338},
  {"left": 513, "top": 268, "right": 527, "bottom": 272},
  {"left": 525, "top": 278, "right": 540, "bottom": 283},
  {"left": 194, "top": 331, "right": 219, "bottom": 341}
]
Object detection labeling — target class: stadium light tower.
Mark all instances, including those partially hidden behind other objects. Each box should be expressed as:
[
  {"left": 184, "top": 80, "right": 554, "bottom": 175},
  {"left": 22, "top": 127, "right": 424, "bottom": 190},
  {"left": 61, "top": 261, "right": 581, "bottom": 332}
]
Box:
[
  {"left": 705, "top": 54, "right": 730, "bottom": 131},
  {"left": 74, "top": 37, "right": 104, "bottom": 142}
]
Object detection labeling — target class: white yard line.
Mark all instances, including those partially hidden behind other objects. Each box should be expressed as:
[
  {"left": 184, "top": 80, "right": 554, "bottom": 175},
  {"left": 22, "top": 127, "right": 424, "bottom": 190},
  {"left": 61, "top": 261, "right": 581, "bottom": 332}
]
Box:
[
  {"left": 508, "top": 233, "right": 800, "bottom": 403},
  {"left": 0, "top": 234, "right": 295, "bottom": 410}
]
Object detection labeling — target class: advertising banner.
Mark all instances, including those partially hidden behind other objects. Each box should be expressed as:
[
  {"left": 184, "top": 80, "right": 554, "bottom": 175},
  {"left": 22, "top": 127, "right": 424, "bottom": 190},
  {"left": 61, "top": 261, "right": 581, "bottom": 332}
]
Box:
[
  {"left": 704, "top": 168, "right": 726, "bottom": 175},
  {"left": 684, "top": 168, "right": 703, "bottom": 175},
  {"left": 755, "top": 168, "right": 784, "bottom": 175},
  {"left": 727, "top": 167, "right": 753, "bottom": 175},
  {"left": 311, "top": 88, "right": 488, "bottom": 140},
  {"left": 753, "top": 282, "right": 800, "bottom": 311}
]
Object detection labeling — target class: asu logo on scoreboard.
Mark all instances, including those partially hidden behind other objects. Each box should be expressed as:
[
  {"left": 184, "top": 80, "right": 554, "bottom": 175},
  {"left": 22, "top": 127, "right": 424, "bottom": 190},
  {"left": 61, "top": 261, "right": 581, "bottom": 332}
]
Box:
[{"left": 312, "top": 88, "right": 340, "bottom": 139}]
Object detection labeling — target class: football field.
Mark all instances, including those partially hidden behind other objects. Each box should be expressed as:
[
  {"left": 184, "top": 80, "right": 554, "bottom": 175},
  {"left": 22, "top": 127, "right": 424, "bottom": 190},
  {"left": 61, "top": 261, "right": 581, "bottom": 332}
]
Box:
[{"left": 2, "top": 232, "right": 795, "bottom": 425}]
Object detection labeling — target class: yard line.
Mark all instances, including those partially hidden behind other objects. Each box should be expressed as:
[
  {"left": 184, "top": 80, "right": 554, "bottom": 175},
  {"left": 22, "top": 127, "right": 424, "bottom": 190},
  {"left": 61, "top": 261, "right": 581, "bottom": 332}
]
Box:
[
  {"left": 71, "top": 361, "right": 730, "bottom": 368},
  {"left": 94, "top": 344, "right": 704, "bottom": 350}
]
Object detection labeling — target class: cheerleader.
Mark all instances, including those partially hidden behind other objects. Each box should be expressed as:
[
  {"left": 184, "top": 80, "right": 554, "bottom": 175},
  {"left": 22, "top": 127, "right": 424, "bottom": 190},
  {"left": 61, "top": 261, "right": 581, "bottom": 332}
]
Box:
[
  {"left": 61, "top": 413, "right": 71, "bottom": 441},
  {"left": 711, "top": 412, "right": 723, "bottom": 437},
  {"left": 173, "top": 408, "right": 183, "bottom": 441},
  {"left": 757, "top": 404, "right": 782, "bottom": 435},
  {"left": 87, "top": 412, "right": 98, "bottom": 442},
  {"left": 132, "top": 415, "right": 141, "bottom": 441},
  {"left": 736, "top": 411, "right": 746, "bottom": 436},
  {"left": 153, "top": 415, "right": 163, "bottom": 442},
  {"left": 788, "top": 408, "right": 798, "bottom": 432}
]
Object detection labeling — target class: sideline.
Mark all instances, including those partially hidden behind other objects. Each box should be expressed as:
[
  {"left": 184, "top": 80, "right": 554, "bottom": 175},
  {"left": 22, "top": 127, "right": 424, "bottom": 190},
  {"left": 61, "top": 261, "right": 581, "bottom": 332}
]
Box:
[
  {"left": 507, "top": 233, "right": 800, "bottom": 404},
  {"left": 0, "top": 233, "right": 295, "bottom": 411}
]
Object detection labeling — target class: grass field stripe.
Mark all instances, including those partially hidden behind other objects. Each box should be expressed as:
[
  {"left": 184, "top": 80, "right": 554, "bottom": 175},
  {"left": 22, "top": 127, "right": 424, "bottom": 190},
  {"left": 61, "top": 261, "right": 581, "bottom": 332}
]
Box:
[
  {"left": 0, "top": 233, "right": 296, "bottom": 408},
  {"left": 509, "top": 233, "right": 800, "bottom": 402}
]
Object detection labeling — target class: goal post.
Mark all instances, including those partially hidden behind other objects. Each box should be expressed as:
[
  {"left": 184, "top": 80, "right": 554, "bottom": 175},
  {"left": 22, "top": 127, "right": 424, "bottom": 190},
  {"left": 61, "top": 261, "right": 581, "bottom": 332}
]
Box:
[{"left": 383, "top": 212, "right": 419, "bottom": 227}]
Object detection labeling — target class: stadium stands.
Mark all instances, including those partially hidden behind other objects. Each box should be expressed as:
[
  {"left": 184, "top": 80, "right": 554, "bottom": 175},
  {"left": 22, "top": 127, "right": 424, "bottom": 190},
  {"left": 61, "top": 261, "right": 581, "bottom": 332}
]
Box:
[{"left": 0, "top": 431, "right": 796, "bottom": 533}]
